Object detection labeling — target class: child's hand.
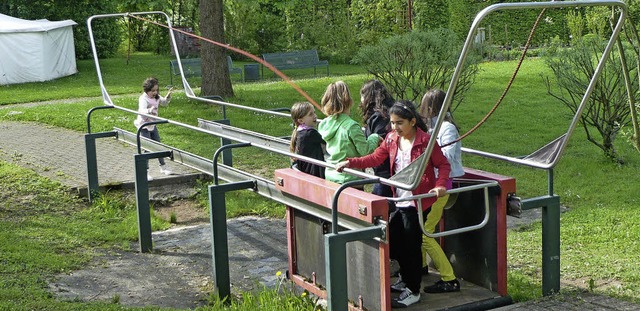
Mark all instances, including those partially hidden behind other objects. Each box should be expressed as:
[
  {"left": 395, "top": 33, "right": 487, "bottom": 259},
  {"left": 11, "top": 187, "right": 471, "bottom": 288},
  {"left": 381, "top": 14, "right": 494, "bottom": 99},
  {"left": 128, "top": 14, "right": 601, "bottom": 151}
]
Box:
[
  {"left": 166, "top": 87, "right": 174, "bottom": 97},
  {"left": 335, "top": 160, "right": 349, "bottom": 172},
  {"left": 429, "top": 186, "right": 447, "bottom": 198}
]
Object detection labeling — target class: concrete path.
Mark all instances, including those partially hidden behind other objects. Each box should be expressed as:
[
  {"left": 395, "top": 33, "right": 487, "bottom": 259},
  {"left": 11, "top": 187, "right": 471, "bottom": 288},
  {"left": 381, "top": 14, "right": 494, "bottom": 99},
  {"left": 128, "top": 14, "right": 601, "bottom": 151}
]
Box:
[{"left": 1, "top": 120, "right": 638, "bottom": 310}]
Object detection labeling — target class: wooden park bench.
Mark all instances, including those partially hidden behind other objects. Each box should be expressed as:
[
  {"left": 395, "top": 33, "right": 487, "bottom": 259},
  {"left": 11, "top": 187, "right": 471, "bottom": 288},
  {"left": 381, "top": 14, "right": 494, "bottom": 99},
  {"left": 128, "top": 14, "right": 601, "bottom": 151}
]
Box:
[
  {"left": 261, "top": 49, "right": 329, "bottom": 78},
  {"left": 169, "top": 56, "right": 243, "bottom": 85}
]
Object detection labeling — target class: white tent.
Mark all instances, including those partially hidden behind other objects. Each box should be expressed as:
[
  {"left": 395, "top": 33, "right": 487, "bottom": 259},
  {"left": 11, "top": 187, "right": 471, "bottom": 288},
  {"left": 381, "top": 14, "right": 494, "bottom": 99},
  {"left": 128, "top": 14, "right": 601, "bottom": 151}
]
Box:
[{"left": 0, "top": 14, "right": 77, "bottom": 85}]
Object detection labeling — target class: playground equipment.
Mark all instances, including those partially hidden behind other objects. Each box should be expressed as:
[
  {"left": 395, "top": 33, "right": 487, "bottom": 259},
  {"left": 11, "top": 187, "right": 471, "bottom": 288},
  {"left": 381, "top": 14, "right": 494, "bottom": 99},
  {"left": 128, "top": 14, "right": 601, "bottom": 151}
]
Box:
[{"left": 85, "top": 1, "right": 632, "bottom": 310}]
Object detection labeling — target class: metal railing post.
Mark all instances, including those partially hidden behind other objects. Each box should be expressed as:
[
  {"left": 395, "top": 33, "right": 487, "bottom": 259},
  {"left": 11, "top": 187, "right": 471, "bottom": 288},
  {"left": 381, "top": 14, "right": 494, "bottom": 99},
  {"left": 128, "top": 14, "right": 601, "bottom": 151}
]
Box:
[
  {"left": 325, "top": 225, "right": 385, "bottom": 311},
  {"left": 208, "top": 181, "right": 256, "bottom": 301},
  {"left": 84, "top": 131, "right": 117, "bottom": 203},
  {"left": 134, "top": 151, "right": 172, "bottom": 253},
  {"left": 213, "top": 119, "right": 234, "bottom": 166},
  {"left": 520, "top": 194, "right": 561, "bottom": 295},
  {"left": 86, "top": 105, "right": 114, "bottom": 134},
  {"left": 213, "top": 143, "right": 251, "bottom": 185}
]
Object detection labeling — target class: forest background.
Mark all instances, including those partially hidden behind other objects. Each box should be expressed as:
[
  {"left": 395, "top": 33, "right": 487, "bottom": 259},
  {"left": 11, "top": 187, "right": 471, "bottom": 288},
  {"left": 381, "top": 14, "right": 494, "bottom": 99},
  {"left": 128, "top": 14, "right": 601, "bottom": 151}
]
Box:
[{"left": 2, "top": 0, "right": 638, "bottom": 63}]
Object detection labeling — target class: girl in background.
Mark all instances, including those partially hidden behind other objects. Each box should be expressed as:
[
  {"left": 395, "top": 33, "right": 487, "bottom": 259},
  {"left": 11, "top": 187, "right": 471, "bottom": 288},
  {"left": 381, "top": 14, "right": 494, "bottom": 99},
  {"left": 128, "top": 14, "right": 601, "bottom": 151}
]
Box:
[
  {"left": 359, "top": 80, "right": 394, "bottom": 197},
  {"left": 318, "top": 81, "right": 380, "bottom": 184},
  {"left": 290, "top": 102, "right": 325, "bottom": 178},
  {"left": 336, "top": 101, "right": 452, "bottom": 307},
  {"left": 418, "top": 89, "right": 463, "bottom": 293},
  {"left": 134, "top": 77, "right": 173, "bottom": 179}
]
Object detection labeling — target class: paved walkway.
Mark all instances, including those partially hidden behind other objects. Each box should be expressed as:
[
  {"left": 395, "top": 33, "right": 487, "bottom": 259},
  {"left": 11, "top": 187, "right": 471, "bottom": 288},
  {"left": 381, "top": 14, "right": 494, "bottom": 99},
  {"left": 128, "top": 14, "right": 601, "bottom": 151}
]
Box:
[{"left": 1, "top": 119, "right": 638, "bottom": 310}]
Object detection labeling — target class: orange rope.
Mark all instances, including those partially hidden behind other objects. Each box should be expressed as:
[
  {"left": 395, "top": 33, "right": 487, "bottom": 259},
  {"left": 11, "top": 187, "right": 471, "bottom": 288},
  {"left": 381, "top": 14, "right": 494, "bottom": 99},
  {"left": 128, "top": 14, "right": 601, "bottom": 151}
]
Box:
[
  {"left": 442, "top": 8, "right": 547, "bottom": 147},
  {"left": 128, "top": 14, "right": 322, "bottom": 111}
]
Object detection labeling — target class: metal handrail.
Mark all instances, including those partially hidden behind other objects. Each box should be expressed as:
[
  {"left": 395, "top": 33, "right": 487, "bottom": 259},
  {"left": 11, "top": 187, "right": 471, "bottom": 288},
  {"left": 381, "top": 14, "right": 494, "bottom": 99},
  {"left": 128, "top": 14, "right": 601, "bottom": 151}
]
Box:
[{"left": 387, "top": 179, "right": 498, "bottom": 238}]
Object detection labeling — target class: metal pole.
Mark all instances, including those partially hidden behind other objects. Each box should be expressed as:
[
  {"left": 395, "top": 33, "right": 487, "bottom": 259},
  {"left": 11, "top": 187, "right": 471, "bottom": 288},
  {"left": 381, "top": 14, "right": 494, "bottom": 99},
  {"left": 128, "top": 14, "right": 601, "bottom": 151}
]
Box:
[
  {"left": 325, "top": 225, "right": 385, "bottom": 311},
  {"left": 86, "top": 105, "right": 114, "bottom": 134},
  {"left": 136, "top": 120, "right": 170, "bottom": 155},
  {"left": 84, "top": 131, "right": 117, "bottom": 203},
  {"left": 331, "top": 179, "right": 379, "bottom": 234},
  {"left": 213, "top": 143, "right": 251, "bottom": 185},
  {"left": 134, "top": 151, "right": 172, "bottom": 253},
  {"left": 542, "top": 194, "right": 561, "bottom": 295},
  {"left": 209, "top": 181, "right": 256, "bottom": 301}
]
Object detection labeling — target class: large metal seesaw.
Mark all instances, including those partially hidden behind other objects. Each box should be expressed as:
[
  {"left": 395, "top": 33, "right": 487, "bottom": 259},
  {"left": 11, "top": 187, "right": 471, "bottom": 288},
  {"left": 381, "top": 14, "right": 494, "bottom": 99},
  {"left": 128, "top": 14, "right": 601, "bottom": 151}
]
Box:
[{"left": 84, "top": 112, "right": 514, "bottom": 310}]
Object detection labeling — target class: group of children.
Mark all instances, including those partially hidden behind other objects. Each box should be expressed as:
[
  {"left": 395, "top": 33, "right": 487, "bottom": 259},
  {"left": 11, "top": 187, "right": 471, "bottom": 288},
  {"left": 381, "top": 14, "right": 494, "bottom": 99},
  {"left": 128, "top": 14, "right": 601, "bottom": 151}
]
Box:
[
  {"left": 290, "top": 80, "right": 463, "bottom": 308},
  {"left": 136, "top": 75, "right": 461, "bottom": 308}
]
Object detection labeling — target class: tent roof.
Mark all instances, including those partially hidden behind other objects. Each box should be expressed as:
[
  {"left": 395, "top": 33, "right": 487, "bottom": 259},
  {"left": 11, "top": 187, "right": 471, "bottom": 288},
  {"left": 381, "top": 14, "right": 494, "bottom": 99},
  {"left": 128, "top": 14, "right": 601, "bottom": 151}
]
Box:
[{"left": 0, "top": 13, "right": 76, "bottom": 33}]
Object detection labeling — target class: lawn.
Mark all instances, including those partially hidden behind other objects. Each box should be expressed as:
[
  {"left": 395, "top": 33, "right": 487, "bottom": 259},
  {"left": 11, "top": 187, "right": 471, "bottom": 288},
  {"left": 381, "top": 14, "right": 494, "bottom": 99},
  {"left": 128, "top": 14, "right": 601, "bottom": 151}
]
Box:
[{"left": 1, "top": 52, "right": 639, "bottom": 308}]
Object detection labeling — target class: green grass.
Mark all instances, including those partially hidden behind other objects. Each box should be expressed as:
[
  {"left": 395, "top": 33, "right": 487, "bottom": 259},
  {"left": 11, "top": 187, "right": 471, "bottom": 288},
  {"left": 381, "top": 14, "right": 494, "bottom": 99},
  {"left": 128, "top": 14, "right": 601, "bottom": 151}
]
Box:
[
  {"left": 0, "top": 162, "right": 171, "bottom": 310},
  {"left": 1, "top": 53, "right": 640, "bottom": 307}
]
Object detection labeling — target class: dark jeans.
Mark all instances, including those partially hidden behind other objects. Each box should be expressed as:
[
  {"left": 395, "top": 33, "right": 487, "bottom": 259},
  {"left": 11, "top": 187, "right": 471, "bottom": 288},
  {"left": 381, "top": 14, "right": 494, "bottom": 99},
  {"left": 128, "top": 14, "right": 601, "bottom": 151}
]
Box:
[
  {"left": 140, "top": 127, "right": 165, "bottom": 166},
  {"left": 389, "top": 207, "right": 422, "bottom": 293}
]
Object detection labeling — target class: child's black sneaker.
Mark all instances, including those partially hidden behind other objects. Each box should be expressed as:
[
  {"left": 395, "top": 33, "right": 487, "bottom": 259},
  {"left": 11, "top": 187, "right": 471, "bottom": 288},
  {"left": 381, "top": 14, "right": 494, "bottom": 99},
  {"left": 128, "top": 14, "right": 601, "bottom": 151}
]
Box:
[{"left": 423, "top": 279, "right": 460, "bottom": 293}]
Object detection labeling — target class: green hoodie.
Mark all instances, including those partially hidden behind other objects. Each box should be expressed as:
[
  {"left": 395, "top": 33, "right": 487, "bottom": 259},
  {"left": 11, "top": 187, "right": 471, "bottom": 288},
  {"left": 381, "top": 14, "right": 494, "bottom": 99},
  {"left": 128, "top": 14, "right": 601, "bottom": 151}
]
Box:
[{"left": 318, "top": 113, "right": 380, "bottom": 183}]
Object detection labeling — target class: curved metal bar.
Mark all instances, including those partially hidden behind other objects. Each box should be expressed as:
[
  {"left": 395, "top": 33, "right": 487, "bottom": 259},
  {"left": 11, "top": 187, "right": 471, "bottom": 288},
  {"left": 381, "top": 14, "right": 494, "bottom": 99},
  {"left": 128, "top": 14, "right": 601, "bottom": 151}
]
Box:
[
  {"left": 88, "top": 11, "right": 178, "bottom": 106},
  {"left": 443, "top": 0, "right": 628, "bottom": 171},
  {"left": 331, "top": 178, "right": 379, "bottom": 234},
  {"left": 387, "top": 180, "right": 498, "bottom": 238},
  {"left": 136, "top": 120, "right": 169, "bottom": 154},
  {"left": 86, "top": 105, "right": 114, "bottom": 134},
  {"left": 213, "top": 142, "right": 251, "bottom": 185}
]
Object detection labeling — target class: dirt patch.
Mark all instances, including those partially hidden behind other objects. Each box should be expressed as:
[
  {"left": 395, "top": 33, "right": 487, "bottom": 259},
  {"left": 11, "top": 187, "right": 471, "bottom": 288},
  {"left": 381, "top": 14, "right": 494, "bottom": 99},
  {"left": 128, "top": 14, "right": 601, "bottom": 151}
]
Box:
[{"left": 154, "top": 199, "right": 210, "bottom": 227}]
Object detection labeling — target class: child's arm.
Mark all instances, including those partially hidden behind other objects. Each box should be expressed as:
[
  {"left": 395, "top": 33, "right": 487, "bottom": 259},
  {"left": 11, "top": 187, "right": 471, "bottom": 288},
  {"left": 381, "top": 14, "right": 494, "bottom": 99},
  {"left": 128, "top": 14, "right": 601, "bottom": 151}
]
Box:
[
  {"left": 347, "top": 122, "right": 380, "bottom": 156},
  {"left": 159, "top": 87, "right": 173, "bottom": 106},
  {"left": 336, "top": 141, "right": 389, "bottom": 171}
]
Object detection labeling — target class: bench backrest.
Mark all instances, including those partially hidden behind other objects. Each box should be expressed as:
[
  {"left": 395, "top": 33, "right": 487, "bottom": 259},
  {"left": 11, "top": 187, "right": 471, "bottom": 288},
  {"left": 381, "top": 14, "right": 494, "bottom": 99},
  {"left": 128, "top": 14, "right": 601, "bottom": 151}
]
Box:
[
  {"left": 169, "top": 58, "right": 202, "bottom": 77},
  {"left": 262, "top": 49, "right": 321, "bottom": 66}
]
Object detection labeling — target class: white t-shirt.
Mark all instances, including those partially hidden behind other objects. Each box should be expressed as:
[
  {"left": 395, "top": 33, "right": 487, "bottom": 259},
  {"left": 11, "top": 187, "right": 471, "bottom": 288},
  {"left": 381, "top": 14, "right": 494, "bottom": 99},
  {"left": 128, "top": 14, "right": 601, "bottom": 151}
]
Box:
[{"left": 394, "top": 147, "right": 415, "bottom": 208}]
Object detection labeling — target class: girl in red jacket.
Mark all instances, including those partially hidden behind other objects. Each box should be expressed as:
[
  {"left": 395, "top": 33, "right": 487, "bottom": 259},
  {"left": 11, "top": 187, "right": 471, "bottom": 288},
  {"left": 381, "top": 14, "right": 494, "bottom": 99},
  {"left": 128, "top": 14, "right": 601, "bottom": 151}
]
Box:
[{"left": 336, "top": 100, "right": 452, "bottom": 308}]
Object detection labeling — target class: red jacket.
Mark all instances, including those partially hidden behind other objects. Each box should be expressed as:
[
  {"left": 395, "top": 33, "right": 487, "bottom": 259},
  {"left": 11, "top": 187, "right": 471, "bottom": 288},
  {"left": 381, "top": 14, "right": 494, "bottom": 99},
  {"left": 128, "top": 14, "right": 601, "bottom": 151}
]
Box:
[{"left": 347, "top": 128, "right": 451, "bottom": 211}]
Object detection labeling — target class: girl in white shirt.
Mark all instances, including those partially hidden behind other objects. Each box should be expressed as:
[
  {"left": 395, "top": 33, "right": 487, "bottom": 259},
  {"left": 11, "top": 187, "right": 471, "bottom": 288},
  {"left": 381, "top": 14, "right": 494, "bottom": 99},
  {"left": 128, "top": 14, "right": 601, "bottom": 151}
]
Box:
[{"left": 134, "top": 77, "right": 173, "bottom": 177}]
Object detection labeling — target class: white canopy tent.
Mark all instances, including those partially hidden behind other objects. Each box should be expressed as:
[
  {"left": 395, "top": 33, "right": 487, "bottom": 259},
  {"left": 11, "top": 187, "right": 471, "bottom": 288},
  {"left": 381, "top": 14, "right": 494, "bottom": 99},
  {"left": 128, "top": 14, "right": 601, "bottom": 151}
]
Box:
[{"left": 0, "top": 14, "right": 77, "bottom": 85}]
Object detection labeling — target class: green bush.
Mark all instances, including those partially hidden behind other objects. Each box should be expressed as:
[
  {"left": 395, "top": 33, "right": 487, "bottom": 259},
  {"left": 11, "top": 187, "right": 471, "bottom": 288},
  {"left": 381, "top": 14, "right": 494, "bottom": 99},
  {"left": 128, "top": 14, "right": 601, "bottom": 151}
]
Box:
[{"left": 353, "top": 28, "right": 479, "bottom": 105}]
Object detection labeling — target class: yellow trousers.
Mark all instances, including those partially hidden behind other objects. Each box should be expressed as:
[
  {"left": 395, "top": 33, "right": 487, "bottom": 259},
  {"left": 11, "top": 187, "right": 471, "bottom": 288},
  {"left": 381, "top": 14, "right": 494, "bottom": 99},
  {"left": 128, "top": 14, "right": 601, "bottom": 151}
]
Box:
[{"left": 421, "top": 194, "right": 456, "bottom": 281}]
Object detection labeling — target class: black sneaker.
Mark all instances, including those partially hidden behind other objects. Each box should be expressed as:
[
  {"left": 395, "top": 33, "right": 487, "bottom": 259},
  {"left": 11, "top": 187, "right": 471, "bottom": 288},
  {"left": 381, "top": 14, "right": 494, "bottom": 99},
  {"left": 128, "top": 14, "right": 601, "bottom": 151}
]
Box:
[
  {"left": 391, "top": 288, "right": 420, "bottom": 308},
  {"left": 423, "top": 279, "right": 460, "bottom": 293}
]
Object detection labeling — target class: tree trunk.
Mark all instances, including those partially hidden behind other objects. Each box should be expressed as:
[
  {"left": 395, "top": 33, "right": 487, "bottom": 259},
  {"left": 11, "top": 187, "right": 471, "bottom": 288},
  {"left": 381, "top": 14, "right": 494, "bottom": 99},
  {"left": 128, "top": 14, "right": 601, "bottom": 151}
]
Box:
[{"left": 199, "top": 0, "right": 234, "bottom": 98}]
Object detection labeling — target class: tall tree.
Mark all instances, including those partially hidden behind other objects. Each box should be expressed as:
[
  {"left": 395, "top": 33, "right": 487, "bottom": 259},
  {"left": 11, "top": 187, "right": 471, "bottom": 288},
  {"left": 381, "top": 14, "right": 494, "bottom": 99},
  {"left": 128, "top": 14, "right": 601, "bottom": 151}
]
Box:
[{"left": 199, "top": 0, "right": 233, "bottom": 98}]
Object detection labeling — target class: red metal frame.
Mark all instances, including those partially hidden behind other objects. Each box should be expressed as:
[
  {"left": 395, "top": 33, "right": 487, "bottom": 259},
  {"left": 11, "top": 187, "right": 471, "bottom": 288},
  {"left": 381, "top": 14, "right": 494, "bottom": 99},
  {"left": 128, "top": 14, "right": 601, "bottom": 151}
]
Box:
[
  {"left": 461, "top": 168, "right": 515, "bottom": 296},
  {"left": 276, "top": 168, "right": 391, "bottom": 310}
]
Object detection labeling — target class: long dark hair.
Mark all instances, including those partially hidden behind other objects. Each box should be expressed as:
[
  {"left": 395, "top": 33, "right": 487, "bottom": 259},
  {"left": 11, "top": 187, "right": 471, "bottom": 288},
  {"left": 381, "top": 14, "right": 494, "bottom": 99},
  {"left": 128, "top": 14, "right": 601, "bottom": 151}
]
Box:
[
  {"left": 359, "top": 80, "right": 394, "bottom": 122},
  {"left": 388, "top": 100, "right": 429, "bottom": 133},
  {"left": 143, "top": 77, "right": 159, "bottom": 99}
]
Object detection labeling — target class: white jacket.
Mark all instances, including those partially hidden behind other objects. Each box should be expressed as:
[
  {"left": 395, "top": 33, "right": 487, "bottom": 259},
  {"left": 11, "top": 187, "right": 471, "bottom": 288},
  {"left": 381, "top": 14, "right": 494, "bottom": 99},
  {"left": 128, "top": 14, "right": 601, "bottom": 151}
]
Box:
[
  {"left": 134, "top": 92, "right": 170, "bottom": 131},
  {"left": 431, "top": 118, "right": 465, "bottom": 178}
]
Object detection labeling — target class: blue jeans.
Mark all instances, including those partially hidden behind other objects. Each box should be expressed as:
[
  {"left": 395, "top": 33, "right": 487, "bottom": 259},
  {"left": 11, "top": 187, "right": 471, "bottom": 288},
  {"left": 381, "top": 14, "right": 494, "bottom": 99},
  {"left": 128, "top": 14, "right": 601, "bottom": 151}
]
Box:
[{"left": 140, "top": 127, "right": 165, "bottom": 166}]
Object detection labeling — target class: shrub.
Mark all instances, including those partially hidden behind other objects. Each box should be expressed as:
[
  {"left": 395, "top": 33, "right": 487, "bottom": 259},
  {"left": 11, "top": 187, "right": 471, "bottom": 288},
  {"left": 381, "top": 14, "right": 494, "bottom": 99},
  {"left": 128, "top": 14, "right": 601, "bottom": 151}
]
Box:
[{"left": 353, "top": 28, "right": 479, "bottom": 106}]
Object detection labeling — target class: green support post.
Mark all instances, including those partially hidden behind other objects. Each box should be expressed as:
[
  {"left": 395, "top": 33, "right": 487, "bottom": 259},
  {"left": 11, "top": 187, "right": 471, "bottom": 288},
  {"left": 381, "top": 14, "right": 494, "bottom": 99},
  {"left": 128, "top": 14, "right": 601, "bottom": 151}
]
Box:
[
  {"left": 520, "top": 194, "right": 561, "bottom": 296},
  {"left": 208, "top": 181, "right": 255, "bottom": 301},
  {"left": 213, "top": 119, "right": 233, "bottom": 166},
  {"left": 134, "top": 151, "right": 171, "bottom": 253},
  {"left": 84, "top": 131, "right": 117, "bottom": 203},
  {"left": 324, "top": 226, "right": 385, "bottom": 311},
  {"left": 542, "top": 196, "right": 561, "bottom": 295}
]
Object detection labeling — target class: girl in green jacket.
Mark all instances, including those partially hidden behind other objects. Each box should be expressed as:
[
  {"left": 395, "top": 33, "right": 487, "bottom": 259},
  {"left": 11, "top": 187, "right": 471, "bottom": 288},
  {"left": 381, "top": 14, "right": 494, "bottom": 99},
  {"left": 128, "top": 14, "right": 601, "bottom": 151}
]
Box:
[{"left": 318, "top": 81, "right": 380, "bottom": 184}]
